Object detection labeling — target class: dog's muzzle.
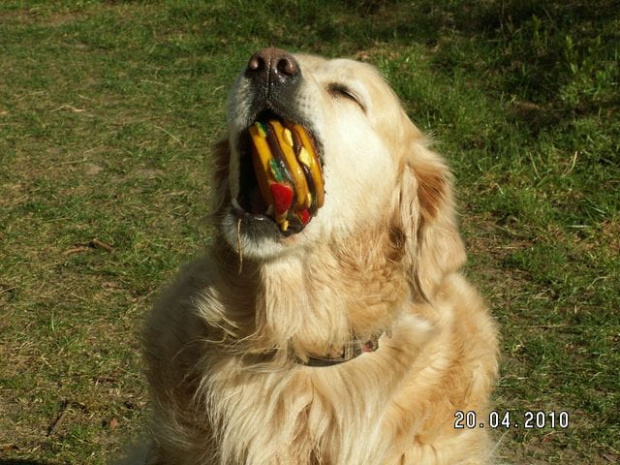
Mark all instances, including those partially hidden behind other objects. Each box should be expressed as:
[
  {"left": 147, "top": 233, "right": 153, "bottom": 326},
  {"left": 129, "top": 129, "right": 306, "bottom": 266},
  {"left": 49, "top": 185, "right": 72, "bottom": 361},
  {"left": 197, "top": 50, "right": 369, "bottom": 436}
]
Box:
[{"left": 234, "top": 49, "right": 325, "bottom": 236}]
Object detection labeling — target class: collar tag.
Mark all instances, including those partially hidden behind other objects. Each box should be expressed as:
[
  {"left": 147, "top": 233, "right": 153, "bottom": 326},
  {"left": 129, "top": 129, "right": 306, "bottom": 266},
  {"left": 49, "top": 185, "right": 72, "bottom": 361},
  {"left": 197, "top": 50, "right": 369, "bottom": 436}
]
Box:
[{"left": 302, "top": 332, "right": 383, "bottom": 368}]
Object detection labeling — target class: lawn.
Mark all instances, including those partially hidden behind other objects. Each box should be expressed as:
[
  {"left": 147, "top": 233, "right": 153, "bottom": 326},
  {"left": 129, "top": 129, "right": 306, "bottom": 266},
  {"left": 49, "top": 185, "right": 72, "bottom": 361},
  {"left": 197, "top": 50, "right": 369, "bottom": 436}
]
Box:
[{"left": 0, "top": 1, "right": 618, "bottom": 464}]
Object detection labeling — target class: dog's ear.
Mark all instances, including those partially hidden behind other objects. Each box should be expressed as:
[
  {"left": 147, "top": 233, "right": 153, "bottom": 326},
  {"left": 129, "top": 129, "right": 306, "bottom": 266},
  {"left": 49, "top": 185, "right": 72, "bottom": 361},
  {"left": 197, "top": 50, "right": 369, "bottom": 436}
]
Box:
[
  {"left": 211, "top": 138, "right": 232, "bottom": 216},
  {"left": 395, "top": 122, "right": 466, "bottom": 300}
]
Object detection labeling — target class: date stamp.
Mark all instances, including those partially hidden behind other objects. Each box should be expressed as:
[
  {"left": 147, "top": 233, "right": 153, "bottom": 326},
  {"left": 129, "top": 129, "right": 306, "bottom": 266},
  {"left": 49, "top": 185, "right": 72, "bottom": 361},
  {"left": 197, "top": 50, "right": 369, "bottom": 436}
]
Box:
[{"left": 454, "top": 410, "right": 570, "bottom": 429}]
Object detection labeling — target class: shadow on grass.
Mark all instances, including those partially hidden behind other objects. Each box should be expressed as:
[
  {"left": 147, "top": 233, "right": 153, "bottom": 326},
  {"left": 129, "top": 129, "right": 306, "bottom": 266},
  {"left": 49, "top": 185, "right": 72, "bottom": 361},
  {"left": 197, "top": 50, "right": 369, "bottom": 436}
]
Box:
[{"left": 0, "top": 461, "right": 55, "bottom": 465}]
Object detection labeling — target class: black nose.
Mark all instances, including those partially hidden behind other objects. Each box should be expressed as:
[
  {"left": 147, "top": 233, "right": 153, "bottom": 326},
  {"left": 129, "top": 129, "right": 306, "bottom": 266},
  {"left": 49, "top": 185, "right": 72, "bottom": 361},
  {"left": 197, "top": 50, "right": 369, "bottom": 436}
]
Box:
[{"left": 245, "top": 48, "right": 300, "bottom": 93}]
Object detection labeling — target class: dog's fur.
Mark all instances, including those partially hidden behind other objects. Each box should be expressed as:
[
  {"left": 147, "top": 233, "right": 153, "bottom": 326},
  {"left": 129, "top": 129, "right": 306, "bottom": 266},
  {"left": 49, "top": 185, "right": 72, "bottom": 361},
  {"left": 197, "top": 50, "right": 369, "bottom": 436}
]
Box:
[{"left": 138, "top": 51, "right": 498, "bottom": 465}]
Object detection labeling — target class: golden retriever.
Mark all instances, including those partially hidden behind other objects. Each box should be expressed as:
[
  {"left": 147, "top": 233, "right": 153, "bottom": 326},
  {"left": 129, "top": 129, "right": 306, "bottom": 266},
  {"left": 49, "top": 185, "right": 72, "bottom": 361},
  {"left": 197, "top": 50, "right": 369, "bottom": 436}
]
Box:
[{"left": 135, "top": 48, "right": 498, "bottom": 465}]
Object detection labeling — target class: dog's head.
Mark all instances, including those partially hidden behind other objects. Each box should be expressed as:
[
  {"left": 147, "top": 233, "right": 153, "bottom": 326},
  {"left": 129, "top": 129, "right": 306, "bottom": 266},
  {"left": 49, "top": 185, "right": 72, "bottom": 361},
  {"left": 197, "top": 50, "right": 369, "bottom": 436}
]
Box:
[{"left": 214, "top": 49, "right": 464, "bottom": 296}]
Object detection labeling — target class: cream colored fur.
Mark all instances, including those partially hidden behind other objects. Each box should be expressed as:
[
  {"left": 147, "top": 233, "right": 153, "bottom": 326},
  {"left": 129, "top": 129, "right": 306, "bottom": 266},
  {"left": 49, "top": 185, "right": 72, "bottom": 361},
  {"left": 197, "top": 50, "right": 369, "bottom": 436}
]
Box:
[{"left": 135, "top": 52, "right": 498, "bottom": 465}]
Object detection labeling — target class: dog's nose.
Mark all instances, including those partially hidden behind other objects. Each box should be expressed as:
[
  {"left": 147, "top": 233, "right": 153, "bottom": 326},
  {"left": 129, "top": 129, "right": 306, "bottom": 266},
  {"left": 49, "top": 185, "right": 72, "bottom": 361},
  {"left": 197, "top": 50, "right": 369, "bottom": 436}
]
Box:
[{"left": 245, "top": 48, "right": 300, "bottom": 91}]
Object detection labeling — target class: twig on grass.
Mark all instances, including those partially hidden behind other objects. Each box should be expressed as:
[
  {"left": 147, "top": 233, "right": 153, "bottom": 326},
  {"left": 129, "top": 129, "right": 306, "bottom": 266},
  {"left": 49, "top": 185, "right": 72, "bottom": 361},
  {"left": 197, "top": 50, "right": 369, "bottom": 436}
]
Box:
[
  {"left": 90, "top": 238, "right": 114, "bottom": 252},
  {"left": 46, "top": 400, "right": 69, "bottom": 437},
  {"left": 46, "top": 401, "right": 88, "bottom": 437},
  {"left": 64, "top": 245, "right": 91, "bottom": 255},
  {"left": 51, "top": 104, "right": 87, "bottom": 113}
]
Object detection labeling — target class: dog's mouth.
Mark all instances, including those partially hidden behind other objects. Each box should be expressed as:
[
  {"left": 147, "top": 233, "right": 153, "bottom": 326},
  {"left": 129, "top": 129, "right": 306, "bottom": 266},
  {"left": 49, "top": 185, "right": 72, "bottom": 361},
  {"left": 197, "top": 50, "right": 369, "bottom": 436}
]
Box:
[{"left": 236, "top": 111, "right": 324, "bottom": 237}]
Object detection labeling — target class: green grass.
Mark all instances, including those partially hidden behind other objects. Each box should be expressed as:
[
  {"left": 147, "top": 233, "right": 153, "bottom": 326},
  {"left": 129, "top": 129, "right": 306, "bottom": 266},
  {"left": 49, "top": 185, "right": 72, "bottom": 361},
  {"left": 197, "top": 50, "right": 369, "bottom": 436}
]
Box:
[{"left": 0, "top": 1, "right": 618, "bottom": 464}]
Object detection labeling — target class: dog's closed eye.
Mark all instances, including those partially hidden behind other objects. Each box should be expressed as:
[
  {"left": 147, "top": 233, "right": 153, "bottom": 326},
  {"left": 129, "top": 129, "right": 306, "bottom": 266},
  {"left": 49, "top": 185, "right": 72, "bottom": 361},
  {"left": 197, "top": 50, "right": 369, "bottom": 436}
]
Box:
[{"left": 327, "top": 83, "right": 366, "bottom": 112}]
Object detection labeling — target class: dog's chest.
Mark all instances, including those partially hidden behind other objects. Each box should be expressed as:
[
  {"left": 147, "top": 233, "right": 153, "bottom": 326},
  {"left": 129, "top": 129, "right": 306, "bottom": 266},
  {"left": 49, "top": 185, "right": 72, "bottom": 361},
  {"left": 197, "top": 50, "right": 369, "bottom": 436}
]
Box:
[{"left": 210, "top": 357, "right": 398, "bottom": 465}]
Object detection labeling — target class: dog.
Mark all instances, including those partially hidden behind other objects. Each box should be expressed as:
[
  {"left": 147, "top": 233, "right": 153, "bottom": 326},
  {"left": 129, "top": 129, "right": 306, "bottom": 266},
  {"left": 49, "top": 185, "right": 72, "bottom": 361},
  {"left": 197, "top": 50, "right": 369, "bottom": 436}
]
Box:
[{"left": 138, "top": 48, "right": 498, "bottom": 465}]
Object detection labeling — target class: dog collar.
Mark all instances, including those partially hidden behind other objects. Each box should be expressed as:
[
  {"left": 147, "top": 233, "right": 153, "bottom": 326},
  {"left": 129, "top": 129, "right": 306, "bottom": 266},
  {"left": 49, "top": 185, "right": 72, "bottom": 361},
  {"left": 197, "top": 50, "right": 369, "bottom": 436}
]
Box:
[{"left": 301, "top": 332, "right": 383, "bottom": 367}]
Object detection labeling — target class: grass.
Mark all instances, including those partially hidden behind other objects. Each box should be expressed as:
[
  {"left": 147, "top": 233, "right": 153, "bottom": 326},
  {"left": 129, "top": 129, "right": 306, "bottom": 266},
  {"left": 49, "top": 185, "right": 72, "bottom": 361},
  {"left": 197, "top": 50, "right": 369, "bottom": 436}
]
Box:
[{"left": 0, "top": 1, "right": 617, "bottom": 464}]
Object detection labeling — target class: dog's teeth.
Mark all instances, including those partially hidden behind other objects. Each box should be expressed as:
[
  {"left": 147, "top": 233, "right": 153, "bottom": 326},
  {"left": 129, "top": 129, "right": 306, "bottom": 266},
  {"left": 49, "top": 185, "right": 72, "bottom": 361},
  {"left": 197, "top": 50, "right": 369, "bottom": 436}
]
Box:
[{"left": 265, "top": 205, "right": 274, "bottom": 216}]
